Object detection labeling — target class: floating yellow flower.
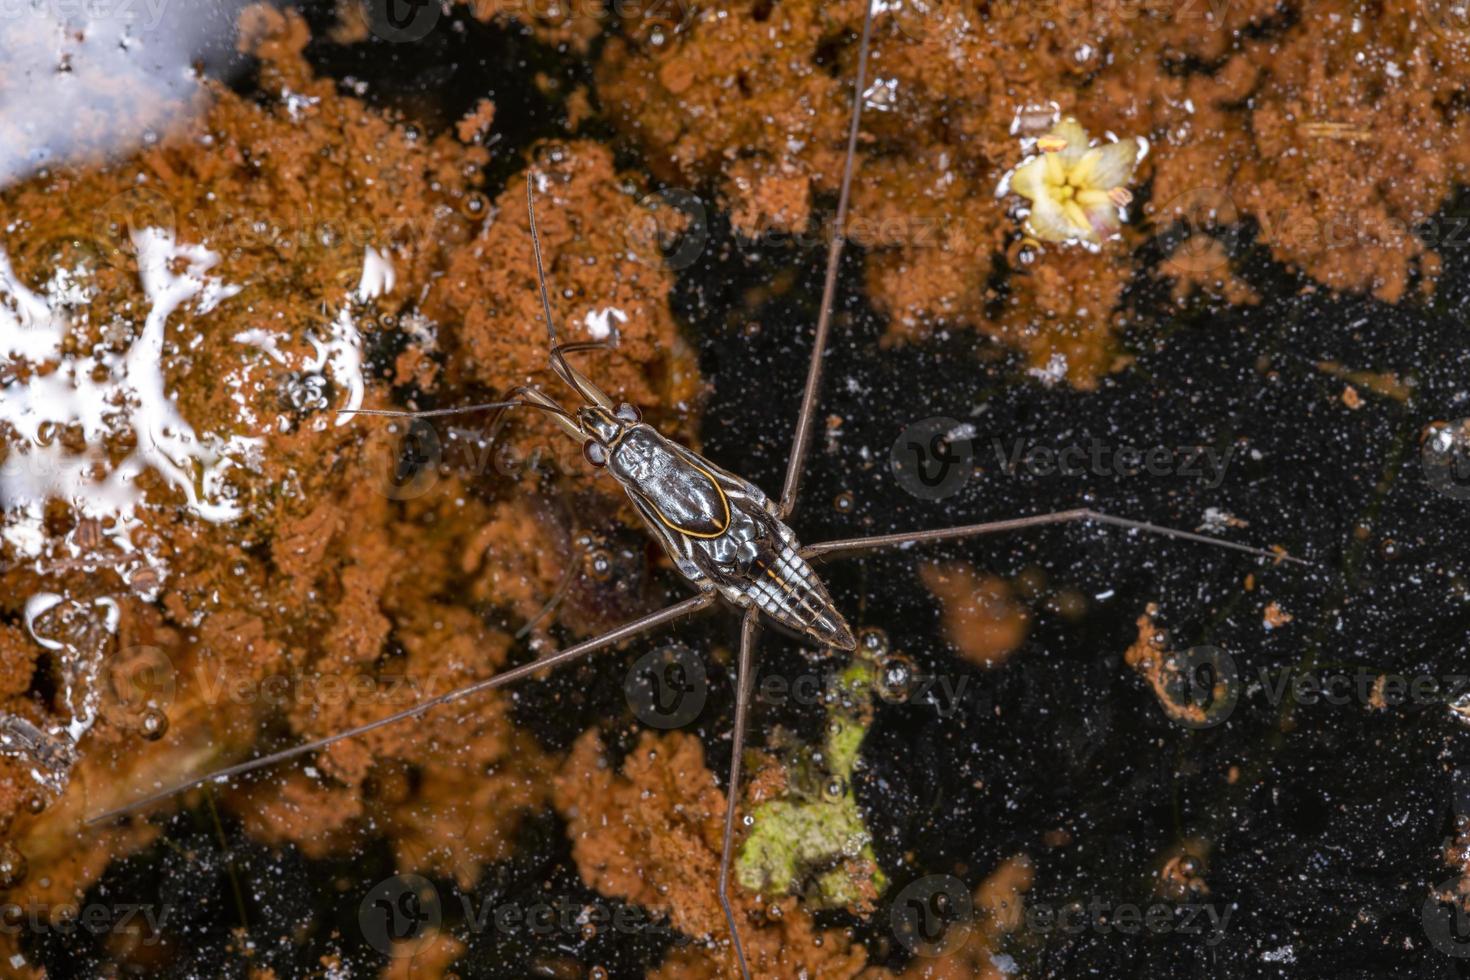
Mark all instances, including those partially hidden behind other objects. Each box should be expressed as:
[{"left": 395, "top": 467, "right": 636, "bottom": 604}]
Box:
[{"left": 1005, "top": 117, "right": 1145, "bottom": 246}]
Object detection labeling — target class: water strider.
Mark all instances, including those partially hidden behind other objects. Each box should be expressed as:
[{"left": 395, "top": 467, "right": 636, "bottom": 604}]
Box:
[{"left": 88, "top": 2, "right": 1307, "bottom": 974}]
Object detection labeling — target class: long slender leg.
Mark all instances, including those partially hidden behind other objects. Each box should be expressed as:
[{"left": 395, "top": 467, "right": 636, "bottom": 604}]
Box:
[
  {"left": 87, "top": 592, "right": 718, "bottom": 825},
  {"left": 777, "top": 0, "right": 877, "bottom": 521},
  {"left": 800, "top": 509, "right": 1309, "bottom": 564},
  {"left": 514, "top": 552, "right": 584, "bottom": 639},
  {"left": 718, "top": 608, "right": 760, "bottom": 980}
]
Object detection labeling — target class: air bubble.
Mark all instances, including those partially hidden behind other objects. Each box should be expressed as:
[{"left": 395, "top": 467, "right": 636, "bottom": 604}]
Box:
[
  {"left": 585, "top": 549, "right": 614, "bottom": 582},
  {"left": 140, "top": 708, "right": 169, "bottom": 741},
  {"left": 857, "top": 627, "right": 889, "bottom": 658},
  {"left": 0, "top": 845, "right": 27, "bottom": 889},
  {"left": 875, "top": 653, "right": 918, "bottom": 704}
]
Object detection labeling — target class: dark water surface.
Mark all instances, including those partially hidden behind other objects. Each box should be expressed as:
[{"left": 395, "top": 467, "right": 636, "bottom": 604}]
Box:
[{"left": 25, "top": 3, "right": 1470, "bottom": 978}]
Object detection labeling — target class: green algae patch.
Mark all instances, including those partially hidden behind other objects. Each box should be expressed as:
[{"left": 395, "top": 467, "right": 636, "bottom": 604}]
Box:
[{"left": 736, "top": 655, "right": 888, "bottom": 914}]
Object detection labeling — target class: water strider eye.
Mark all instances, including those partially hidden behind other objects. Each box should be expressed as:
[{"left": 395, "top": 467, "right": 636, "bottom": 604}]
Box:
[
  {"left": 583, "top": 440, "right": 609, "bottom": 467},
  {"left": 615, "top": 402, "right": 641, "bottom": 424}
]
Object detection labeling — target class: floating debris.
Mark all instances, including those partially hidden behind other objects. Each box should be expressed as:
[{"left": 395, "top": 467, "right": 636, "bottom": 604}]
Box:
[
  {"left": 737, "top": 655, "right": 887, "bottom": 913},
  {"left": 1000, "top": 117, "right": 1146, "bottom": 247},
  {"left": 0, "top": 716, "right": 78, "bottom": 796}
]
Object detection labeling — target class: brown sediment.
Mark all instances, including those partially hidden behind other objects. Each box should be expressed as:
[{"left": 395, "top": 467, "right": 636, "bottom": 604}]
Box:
[
  {"left": 424, "top": 136, "right": 702, "bottom": 484},
  {"left": 1156, "top": 838, "right": 1212, "bottom": 901},
  {"left": 1, "top": 0, "right": 1456, "bottom": 973},
  {"left": 553, "top": 728, "right": 870, "bottom": 978},
  {"left": 895, "top": 854, "right": 1034, "bottom": 980},
  {"left": 460, "top": 0, "right": 605, "bottom": 53},
  {"left": 457, "top": 98, "right": 498, "bottom": 146},
  {"left": 597, "top": 0, "right": 1470, "bottom": 386},
  {"left": 1122, "top": 603, "right": 1224, "bottom": 727},
  {"left": 918, "top": 562, "right": 1029, "bottom": 668},
  {"left": 382, "top": 931, "right": 468, "bottom": 980},
  {"left": 1263, "top": 601, "right": 1294, "bottom": 630},
  {"left": 1160, "top": 236, "right": 1261, "bottom": 307},
  {"left": 0, "top": 5, "right": 689, "bottom": 967},
  {"left": 1314, "top": 360, "right": 1413, "bottom": 402}
]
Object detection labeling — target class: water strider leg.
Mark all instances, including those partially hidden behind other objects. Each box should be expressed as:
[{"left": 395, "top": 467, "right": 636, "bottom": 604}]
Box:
[
  {"left": 514, "top": 552, "right": 585, "bottom": 639},
  {"left": 776, "top": 0, "right": 876, "bottom": 522},
  {"left": 714, "top": 3, "right": 873, "bottom": 971},
  {"left": 718, "top": 608, "right": 761, "bottom": 980},
  {"left": 86, "top": 591, "right": 718, "bottom": 825},
  {"left": 800, "top": 508, "right": 1310, "bottom": 564}
]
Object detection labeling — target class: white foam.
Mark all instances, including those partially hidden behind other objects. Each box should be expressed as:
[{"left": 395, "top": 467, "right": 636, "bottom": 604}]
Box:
[
  {"left": 355, "top": 245, "right": 397, "bottom": 302},
  {"left": 582, "top": 306, "right": 627, "bottom": 342},
  {"left": 1, "top": 228, "right": 255, "bottom": 565}
]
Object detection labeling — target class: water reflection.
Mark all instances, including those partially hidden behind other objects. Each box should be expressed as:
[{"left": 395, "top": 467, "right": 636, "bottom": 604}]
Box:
[{"left": 0, "top": 0, "right": 248, "bottom": 191}]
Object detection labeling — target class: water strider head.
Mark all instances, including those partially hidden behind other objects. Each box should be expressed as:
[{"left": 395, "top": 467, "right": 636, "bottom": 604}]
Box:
[{"left": 576, "top": 401, "right": 639, "bottom": 466}]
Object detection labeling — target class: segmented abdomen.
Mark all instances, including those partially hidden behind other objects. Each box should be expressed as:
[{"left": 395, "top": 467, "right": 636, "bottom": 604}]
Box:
[{"left": 741, "top": 542, "right": 853, "bottom": 650}]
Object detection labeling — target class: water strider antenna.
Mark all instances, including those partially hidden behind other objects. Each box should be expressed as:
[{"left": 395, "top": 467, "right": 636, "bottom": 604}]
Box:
[{"left": 526, "top": 175, "right": 606, "bottom": 408}]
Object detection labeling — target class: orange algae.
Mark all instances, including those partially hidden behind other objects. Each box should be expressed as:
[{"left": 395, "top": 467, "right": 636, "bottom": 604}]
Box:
[
  {"left": 597, "top": 0, "right": 1470, "bottom": 386},
  {"left": 0, "top": 0, "right": 1460, "bottom": 974},
  {"left": 895, "top": 855, "right": 1034, "bottom": 980},
  {"left": 0, "top": 6, "right": 691, "bottom": 970},
  {"left": 553, "top": 728, "right": 871, "bottom": 978},
  {"left": 919, "top": 562, "right": 1029, "bottom": 668}
]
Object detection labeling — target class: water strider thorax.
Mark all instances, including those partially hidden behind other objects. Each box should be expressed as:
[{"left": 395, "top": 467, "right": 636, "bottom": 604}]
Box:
[{"left": 584, "top": 412, "right": 856, "bottom": 651}]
